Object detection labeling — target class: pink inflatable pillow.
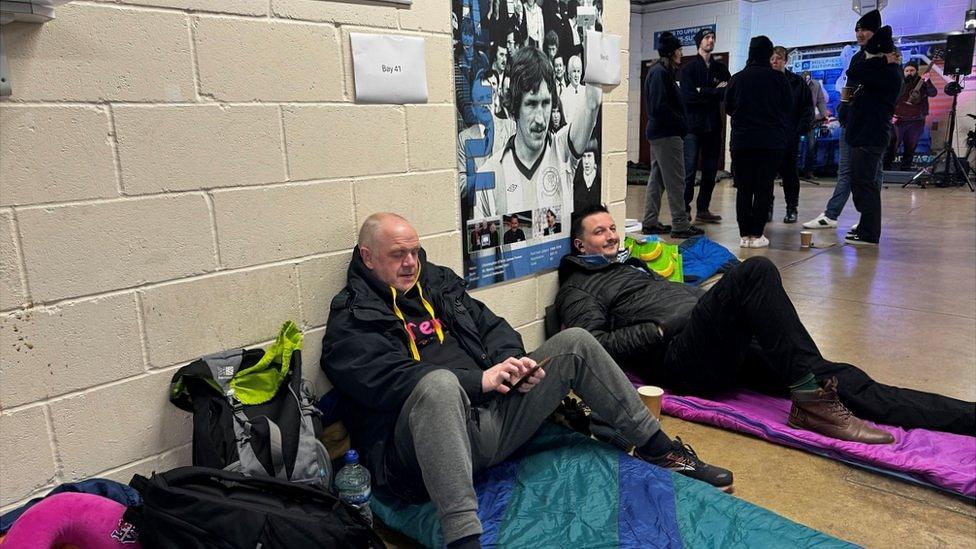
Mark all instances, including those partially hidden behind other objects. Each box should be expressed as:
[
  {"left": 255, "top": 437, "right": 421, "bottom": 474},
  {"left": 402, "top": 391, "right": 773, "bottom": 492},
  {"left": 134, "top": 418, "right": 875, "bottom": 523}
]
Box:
[{"left": 2, "top": 492, "right": 140, "bottom": 548}]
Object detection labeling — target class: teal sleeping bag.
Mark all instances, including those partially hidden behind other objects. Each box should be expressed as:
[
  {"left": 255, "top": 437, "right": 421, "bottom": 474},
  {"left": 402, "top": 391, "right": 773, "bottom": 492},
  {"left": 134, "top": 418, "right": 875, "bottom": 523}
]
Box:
[{"left": 373, "top": 423, "right": 855, "bottom": 548}]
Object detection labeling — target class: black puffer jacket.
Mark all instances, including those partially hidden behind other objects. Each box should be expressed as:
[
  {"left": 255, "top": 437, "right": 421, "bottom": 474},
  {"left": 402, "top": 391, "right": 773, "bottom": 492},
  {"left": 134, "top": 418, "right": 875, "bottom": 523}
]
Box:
[
  {"left": 785, "top": 69, "right": 815, "bottom": 138},
  {"left": 679, "top": 54, "right": 731, "bottom": 134},
  {"left": 724, "top": 61, "right": 794, "bottom": 150},
  {"left": 321, "top": 247, "right": 524, "bottom": 489},
  {"left": 555, "top": 255, "right": 704, "bottom": 375}
]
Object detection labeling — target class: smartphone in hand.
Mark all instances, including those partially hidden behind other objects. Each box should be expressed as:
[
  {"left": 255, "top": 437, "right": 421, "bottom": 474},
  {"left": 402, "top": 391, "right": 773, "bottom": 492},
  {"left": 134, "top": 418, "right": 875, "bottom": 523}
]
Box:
[{"left": 505, "top": 357, "right": 551, "bottom": 390}]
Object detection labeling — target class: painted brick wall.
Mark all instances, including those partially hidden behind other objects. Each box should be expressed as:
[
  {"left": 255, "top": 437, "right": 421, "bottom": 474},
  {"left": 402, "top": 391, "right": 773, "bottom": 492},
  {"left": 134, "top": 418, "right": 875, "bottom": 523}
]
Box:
[{"left": 0, "top": 0, "right": 631, "bottom": 511}]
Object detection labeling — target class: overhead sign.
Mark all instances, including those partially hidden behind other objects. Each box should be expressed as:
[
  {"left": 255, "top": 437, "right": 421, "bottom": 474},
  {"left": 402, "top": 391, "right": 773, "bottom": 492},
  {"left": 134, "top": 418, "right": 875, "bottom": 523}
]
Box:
[{"left": 653, "top": 24, "right": 716, "bottom": 50}]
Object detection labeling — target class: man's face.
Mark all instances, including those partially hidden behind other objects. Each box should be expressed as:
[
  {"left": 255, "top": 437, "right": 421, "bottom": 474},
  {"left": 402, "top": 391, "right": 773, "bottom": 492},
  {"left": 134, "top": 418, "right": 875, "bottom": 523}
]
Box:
[
  {"left": 515, "top": 84, "right": 553, "bottom": 155},
  {"left": 700, "top": 33, "right": 715, "bottom": 53},
  {"left": 569, "top": 61, "right": 582, "bottom": 85},
  {"left": 803, "top": 73, "right": 811, "bottom": 83},
  {"left": 507, "top": 33, "right": 517, "bottom": 53},
  {"left": 554, "top": 57, "right": 565, "bottom": 79},
  {"left": 551, "top": 108, "right": 561, "bottom": 127},
  {"left": 494, "top": 47, "right": 507, "bottom": 72},
  {"left": 547, "top": 211, "right": 557, "bottom": 226},
  {"left": 904, "top": 66, "right": 917, "bottom": 78},
  {"left": 771, "top": 53, "right": 786, "bottom": 72},
  {"left": 361, "top": 221, "right": 421, "bottom": 292},
  {"left": 582, "top": 151, "right": 596, "bottom": 175},
  {"left": 509, "top": 217, "right": 519, "bottom": 230},
  {"left": 856, "top": 28, "right": 874, "bottom": 46},
  {"left": 546, "top": 44, "right": 558, "bottom": 60},
  {"left": 576, "top": 212, "right": 619, "bottom": 258}
]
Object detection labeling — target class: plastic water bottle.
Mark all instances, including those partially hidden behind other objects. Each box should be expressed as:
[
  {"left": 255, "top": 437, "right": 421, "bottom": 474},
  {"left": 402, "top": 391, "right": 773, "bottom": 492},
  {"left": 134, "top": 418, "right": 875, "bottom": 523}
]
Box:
[{"left": 334, "top": 450, "right": 373, "bottom": 526}]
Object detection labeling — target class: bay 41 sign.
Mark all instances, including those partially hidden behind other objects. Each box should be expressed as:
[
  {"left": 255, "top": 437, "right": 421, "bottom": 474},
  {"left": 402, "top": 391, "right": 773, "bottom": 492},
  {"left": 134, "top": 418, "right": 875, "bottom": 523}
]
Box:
[{"left": 455, "top": 0, "right": 604, "bottom": 288}]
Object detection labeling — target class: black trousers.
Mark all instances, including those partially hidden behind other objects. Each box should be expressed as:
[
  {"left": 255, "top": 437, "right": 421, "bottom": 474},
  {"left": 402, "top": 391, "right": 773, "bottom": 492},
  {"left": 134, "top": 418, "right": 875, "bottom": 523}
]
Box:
[
  {"left": 849, "top": 145, "right": 884, "bottom": 243},
  {"left": 657, "top": 257, "right": 976, "bottom": 435},
  {"left": 732, "top": 148, "right": 783, "bottom": 237},
  {"left": 894, "top": 119, "right": 925, "bottom": 171},
  {"left": 776, "top": 137, "right": 801, "bottom": 209},
  {"left": 683, "top": 130, "right": 722, "bottom": 213}
]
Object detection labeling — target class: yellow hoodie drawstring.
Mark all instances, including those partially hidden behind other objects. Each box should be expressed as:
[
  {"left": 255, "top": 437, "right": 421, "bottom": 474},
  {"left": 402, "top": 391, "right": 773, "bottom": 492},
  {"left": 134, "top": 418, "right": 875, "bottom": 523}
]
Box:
[{"left": 389, "top": 265, "right": 444, "bottom": 361}]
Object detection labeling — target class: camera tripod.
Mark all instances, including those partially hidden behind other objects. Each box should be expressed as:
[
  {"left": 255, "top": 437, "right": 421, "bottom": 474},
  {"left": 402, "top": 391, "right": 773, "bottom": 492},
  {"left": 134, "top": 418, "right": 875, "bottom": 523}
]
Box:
[{"left": 904, "top": 75, "right": 974, "bottom": 191}]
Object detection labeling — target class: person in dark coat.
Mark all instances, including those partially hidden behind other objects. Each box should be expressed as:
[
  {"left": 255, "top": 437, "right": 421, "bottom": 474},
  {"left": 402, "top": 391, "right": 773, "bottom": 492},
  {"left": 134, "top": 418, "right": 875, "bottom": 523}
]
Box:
[
  {"left": 843, "top": 26, "right": 903, "bottom": 245},
  {"left": 724, "top": 36, "right": 793, "bottom": 248},
  {"left": 556, "top": 205, "right": 975, "bottom": 439},
  {"left": 770, "top": 46, "right": 814, "bottom": 224},
  {"left": 322, "top": 213, "right": 732, "bottom": 549},
  {"left": 641, "top": 32, "right": 701, "bottom": 239},
  {"left": 892, "top": 59, "right": 938, "bottom": 171},
  {"left": 679, "top": 28, "right": 731, "bottom": 223},
  {"left": 803, "top": 9, "right": 882, "bottom": 230}
]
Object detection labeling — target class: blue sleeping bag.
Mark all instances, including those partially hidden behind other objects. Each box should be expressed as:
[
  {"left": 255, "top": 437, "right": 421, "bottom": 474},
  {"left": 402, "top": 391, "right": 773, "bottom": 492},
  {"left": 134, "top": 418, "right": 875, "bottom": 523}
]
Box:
[{"left": 373, "top": 423, "right": 854, "bottom": 548}]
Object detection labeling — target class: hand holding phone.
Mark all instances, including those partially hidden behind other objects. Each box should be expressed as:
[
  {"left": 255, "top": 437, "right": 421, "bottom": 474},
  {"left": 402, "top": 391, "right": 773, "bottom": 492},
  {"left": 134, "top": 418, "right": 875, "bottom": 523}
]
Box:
[{"left": 505, "top": 357, "right": 551, "bottom": 391}]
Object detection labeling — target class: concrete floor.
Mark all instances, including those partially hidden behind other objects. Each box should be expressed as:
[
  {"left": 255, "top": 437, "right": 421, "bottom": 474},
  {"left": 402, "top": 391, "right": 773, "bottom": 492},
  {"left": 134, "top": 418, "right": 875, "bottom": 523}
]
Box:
[{"left": 626, "top": 177, "right": 976, "bottom": 547}]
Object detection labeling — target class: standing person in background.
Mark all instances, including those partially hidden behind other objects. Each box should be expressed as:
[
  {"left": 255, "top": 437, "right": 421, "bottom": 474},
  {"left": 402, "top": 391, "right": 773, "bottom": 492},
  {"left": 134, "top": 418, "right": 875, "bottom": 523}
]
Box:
[
  {"left": 843, "top": 26, "right": 903, "bottom": 246},
  {"left": 724, "top": 36, "right": 793, "bottom": 248},
  {"left": 770, "top": 46, "right": 814, "bottom": 224},
  {"left": 680, "top": 28, "right": 731, "bottom": 224},
  {"left": 804, "top": 9, "right": 882, "bottom": 230},
  {"left": 892, "top": 60, "right": 937, "bottom": 171},
  {"left": 560, "top": 55, "right": 585, "bottom": 122},
  {"left": 801, "top": 71, "right": 828, "bottom": 179},
  {"left": 641, "top": 32, "right": 702, "bottom": 239}
]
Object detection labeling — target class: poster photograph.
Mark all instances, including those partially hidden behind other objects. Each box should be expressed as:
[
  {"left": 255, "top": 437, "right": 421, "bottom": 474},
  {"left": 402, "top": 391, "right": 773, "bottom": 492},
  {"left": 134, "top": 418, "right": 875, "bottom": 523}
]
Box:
[{"left": 455, "top": 0, "right": 605, "bottom": 288}]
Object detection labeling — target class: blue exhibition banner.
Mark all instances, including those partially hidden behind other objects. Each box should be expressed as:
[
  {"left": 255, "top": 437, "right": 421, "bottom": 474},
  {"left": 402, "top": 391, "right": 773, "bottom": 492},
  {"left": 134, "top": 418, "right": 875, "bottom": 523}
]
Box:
[{"left": 653, "top": 24, "right": 716, "bottom": 50}]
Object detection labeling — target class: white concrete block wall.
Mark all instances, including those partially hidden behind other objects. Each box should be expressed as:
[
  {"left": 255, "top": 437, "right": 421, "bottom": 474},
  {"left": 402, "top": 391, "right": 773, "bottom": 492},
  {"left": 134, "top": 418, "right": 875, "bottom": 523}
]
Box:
[{"left": 0, "top": 0, "right": 631, "bottom": 511}]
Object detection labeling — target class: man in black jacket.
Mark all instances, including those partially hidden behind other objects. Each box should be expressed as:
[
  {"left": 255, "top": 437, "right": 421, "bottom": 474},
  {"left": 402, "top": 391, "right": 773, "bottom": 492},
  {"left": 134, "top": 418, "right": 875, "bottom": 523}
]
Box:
[
  {"left": 843, "top": 26, "right": 903, "bottom": 246},
  {"left": 680, "top": 28, "right": 731, "bottom": 223},
  {"left": 322, "top": 213, "right": 731, "bottom": 549},
  {"left": 556, "top": 205, "right": 975, "bottom": 441},
  {"left": 770, "top": 46, "right": 814, "bottom": 224},
  {"left": 724, "top": 36, "right": 793, "bottom": 248},
  {"left": 803, "top": 9, "right": 883, "bottom": 230},
  {"left": 641, "top": 32, "right": 702, "bottom": 239}
]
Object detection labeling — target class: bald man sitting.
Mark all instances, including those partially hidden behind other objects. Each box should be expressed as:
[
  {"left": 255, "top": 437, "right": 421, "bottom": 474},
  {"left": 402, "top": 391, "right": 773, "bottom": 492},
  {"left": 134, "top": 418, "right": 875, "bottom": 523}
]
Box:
[{"left": 321, "top": 213, "right": 732, "bottom": 549}]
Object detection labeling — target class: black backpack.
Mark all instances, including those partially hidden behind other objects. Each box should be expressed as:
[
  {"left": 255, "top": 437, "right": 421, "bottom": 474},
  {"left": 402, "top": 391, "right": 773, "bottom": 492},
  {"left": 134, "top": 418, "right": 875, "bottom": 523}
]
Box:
[
  {"left": 124, "top": 467, "right": 383, "bottom": 548},
  {"left": 169, "top": 322, "right": 332, "bottom": 489}
]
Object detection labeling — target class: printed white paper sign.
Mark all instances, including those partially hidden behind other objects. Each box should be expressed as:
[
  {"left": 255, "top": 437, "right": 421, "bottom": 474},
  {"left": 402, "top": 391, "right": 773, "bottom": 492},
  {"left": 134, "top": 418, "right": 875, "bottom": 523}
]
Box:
[
  {"left": 351, "top": 33, "right": 428, "bottom": 104},
  {"left": 583, "top": 31, "right": 622, "bottom": 86}
]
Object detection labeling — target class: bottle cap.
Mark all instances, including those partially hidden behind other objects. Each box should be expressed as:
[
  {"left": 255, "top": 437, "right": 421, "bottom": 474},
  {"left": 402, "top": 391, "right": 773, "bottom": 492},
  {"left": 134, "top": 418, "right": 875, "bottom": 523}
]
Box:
[{"left": 344, "top": 449, "right": 359, "bottom": 464}]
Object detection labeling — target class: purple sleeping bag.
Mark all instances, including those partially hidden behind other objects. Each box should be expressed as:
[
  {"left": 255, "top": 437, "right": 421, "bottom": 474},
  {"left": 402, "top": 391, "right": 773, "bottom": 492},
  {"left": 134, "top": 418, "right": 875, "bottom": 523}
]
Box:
[{"left": 660, "top": 389, "right": 976, "bottom": 498}]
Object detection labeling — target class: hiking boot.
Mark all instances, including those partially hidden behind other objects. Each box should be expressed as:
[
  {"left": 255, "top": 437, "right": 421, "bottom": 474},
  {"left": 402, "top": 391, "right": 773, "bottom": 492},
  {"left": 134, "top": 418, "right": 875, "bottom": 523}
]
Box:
[
  {"left": 789, "top": 378, "right": 894, "bottom": 444},
  {"left": 670, "top": 225, "right": 705, "bottom": 239},
  {"left": 641, "top": 222, "right": 672, "bottom": 235},
  {"left": 802, "top": 212, "right": 837, "bottom": 229},
  {"left": 696, "top": 210, "right": 722, "bottom": 223},
  {"left": 783, "top": 208, "right": 798, "bottom": 223},
  {"left": 638, "top": 437, "right": 734, "bottom": 492}
]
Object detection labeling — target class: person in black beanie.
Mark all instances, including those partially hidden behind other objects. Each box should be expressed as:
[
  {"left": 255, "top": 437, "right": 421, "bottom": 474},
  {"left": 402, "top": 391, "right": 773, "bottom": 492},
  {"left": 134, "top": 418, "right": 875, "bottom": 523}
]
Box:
[
  {"left": 679, "top": 27, "right": 731, "bottom": 223},
  {"left": 641, "top": 32, "right": 702, "bottom": 239},
  {"left": 770, "top": 46, "right": 814, "bottom": 224},
  {"left": 803, "top": 9, "right": 882, "bottom": 230},
  {"left": 843, "top": 25, "right": 902, "bottom": 246},
  {"left": 724, "top": 36, "right": 793, "bottom": 248}
]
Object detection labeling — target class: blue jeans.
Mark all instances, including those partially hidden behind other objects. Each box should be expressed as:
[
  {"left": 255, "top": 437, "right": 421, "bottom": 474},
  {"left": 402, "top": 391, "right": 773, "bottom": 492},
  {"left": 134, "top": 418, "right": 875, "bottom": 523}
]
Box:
[{"left": 825, "top": 128, "right": 883, "bottom": 220}]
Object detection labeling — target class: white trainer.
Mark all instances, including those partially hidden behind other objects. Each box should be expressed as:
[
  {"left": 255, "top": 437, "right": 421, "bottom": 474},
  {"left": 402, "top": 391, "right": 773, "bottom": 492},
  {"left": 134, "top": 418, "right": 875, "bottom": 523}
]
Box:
[
  {"left": 749, "top": 235, "right": 770, "bottom": 248},
  {"left": 802, "top": 213, "right": 837, "bottom": 229},
  {"left": 739, "top": 236, "right": 752, "bottom": 248}
]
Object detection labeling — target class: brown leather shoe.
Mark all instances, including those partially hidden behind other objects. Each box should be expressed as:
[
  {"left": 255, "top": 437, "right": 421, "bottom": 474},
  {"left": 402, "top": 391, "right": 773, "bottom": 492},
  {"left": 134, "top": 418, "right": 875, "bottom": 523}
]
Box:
[
  {"left": 696, "top": 210, "right": 722, "bottom": 223},
  {"left": 788, "top": 377, "right": 895, "bottom": 444}
]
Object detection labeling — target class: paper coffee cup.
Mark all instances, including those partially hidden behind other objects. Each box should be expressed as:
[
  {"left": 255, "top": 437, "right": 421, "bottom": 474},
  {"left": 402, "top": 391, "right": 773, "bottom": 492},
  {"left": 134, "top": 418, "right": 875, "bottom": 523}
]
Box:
[
  {"left": 800, "top": 231, "right": 813, "bottom": 248},
  {"left": 840, "top": 86, "right": 854, "bottom": 103},
  {"left": 637, "top": 385, "right": 664, "bottom": 419}
]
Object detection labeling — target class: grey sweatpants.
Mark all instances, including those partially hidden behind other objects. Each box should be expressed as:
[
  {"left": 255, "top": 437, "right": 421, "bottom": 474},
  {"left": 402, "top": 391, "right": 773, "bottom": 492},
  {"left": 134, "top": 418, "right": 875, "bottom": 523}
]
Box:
[
  {"left": 643, "top": 136, "right": 692, "bottom": 231},
  {"left": 391, "top": 327, "right": 661, "bottom": 544}
]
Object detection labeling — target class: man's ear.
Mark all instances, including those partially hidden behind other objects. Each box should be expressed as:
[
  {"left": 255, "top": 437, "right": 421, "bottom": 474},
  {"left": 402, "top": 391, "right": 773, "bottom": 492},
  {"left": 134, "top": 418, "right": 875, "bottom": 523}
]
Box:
[
  {"left": 574, "top": 239, "right": 584, "bottom": 253},
  {"left": 360, "top": 246, "right": 373, "bottom": 269}
]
